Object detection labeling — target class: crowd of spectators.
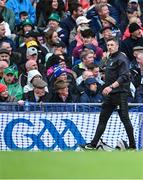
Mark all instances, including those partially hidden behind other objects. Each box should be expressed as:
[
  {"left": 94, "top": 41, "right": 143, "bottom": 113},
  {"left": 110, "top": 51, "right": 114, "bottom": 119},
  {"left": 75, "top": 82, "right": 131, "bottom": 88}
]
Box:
[{"left": 0, "top": 0, "right": 143, "bottom": 106}]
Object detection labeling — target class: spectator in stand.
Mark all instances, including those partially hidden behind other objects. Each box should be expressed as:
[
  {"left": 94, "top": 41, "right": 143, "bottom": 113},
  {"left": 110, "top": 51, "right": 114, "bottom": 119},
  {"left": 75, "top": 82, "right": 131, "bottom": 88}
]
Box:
[
  {"left": 72, "top": 49, "right": 95, "bottom": 77},
  {"left": 15, "top": 18, "right": 34, "bottom": 48},
  {"left": 0, "top": 41, "right": 22, "bottom": 66},
  {"left": 0, "top": 21, "right": 15, "bottom": 49},
  {"left": 23, "top": 69, "right": 48, "bottom": 93},
  {"left": 0, "top": 48, "right": 10, "bottom": 65},
  {"left": 19, "top": 59, "right": 38, "bottom": 87},
  {"left": 6, "top": 0, "right": 36, "bottom": 25},
  {"left": 0, "top": 0, "right": 15, "bottom": 32},
  {"left": 60, "top": 3, "right": 83, "bottom": 46},
  {"left": 72, "top": 28, "right": 103, "bottom": 65},
  {"left": 0, "top": 83, "right": 16, "bottom": 102},
  {"left": 44, "top": 28, "right": 60, "bottom": 53},
  {"left": 121, "top": 22, "right": 143, "bottom": 66},
  {"left": 37, "top": 0, "right": 65, "bottom": 28},
  {"left": 87, "top": 63, "right": 105, "bottom": 86},
  {"left": 119, "top": 6, "right": 139, "bottom": 33},
  {"left": 79, "top": 77, "right": 103, "bottom": 103},
  {"left": 50, "top": 79, "right": 78, "bottom": 102},
  {"left": 44, "top": 13, "right": 66, "bottom": 43},
  {"left": 98, "top": 26, "right": 113, "bottom": 52},
  {"left": 48, "top": 66, "right": 78, "bottom": 96},
  {"left": 122, "top": 16, "right": 143, "bottom": 40},
  {"left": 132, "top": 46, "right": 143, "bottom": 102},
  {"left": 0, "top": 60, "right": 8, "bottom": 80},
  {"left": 23, "top": 78, "right": 49, "bottom": 102},
  {"left": 46, "top": 40, "right": 72, "bottom": 70},
  {"left": 86, "top": 1, "right": 119, "bottom": 34},
  {"left": 0, "top": 66, "right": 23, "bottom": 100}
]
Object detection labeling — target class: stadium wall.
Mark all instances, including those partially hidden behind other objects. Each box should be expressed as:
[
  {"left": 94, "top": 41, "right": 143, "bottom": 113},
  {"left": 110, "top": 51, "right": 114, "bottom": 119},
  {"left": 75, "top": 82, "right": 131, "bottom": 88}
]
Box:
[{"left": 0, "top": 111, "right": 143, "bottom": 151}]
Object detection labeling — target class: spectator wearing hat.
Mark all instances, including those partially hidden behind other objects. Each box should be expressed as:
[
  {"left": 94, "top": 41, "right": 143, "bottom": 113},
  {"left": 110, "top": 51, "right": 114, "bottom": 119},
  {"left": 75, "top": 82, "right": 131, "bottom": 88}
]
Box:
[
  {"left": 119, "top": 6, "right": 138, "bottom": 34},
  {"left": 23, "top": 69, "right": 48, "bottom": 94},
  {"left": 0, "top": 41, "right": 22, "bottom": 67},
  {"left": 46, "top": 40, "right": 72, "bottom": 69},
  {"left": 122, "top": 16, "right": 143, "bottom": 40},
  {"left": 16, "top": 30, "right": 48, "bottom": 71},
  {"left": 23, "top": 78, "right": 49, "bottom": 103},
  {"left": 132, "top": 47, "right": 143, "bottom": 103},
  {"left": 50, "top": 79, "right": 78, "bottom": 103},
  {"left": 36, "top": 0, "right": 65, "bottom": 29},
  {"left": 0, "top": 48, "right": 11, "bottom": 65},
  {"left": 79, "top": 77, "right": 103, "bottom": 103},
  {"left": 44, "top": 12, "right": 66, "bottom": 43},
  {"left": 15, "top": 18, "right": 34, "bottom": 48},
  {"left": 48, "top": 66, "right": 78, "bottom": 96},
  {"left": 0, "top": 66, "right": 23, "bottom": 100},
  {"left": 121, "top": 22, "right": 143, "bottom": 65},
  {"left": 98, "top": 26, "right": 113, "bottom": 52},
  {"left": 0, "top": 83, "right": 18, "bottom": 112}
]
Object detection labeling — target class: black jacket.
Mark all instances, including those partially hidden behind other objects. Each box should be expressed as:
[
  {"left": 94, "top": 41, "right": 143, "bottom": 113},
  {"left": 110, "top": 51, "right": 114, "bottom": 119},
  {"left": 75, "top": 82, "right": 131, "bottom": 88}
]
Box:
[{"left": 105, "top": 51, "right": 130, "bottom": 93}]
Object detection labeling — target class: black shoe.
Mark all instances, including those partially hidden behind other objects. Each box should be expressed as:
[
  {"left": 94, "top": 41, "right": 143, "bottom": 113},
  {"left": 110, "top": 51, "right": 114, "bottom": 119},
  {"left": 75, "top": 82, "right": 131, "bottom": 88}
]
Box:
[{"left": 78, "top": 143, "right": 96, "bottom": 150}]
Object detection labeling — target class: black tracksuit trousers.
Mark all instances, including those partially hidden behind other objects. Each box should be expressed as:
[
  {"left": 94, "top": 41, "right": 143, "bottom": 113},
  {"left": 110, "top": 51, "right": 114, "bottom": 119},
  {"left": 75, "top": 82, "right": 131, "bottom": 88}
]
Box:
[{"left": 91, "top": 93, "right": 136, "bottom": 149}]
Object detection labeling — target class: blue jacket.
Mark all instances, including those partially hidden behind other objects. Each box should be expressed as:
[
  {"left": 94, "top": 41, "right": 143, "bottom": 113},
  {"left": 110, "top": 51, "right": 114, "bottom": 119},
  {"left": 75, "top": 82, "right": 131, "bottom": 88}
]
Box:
[{"left": 6, "top": 0, "right": 36, "bottom": 25}]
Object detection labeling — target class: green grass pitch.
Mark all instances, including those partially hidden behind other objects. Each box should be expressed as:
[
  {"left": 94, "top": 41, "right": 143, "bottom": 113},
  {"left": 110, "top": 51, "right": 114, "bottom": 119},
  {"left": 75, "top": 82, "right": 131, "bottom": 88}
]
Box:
[{"left": 0, "top": 151, "right": 143, "bottom": 179}]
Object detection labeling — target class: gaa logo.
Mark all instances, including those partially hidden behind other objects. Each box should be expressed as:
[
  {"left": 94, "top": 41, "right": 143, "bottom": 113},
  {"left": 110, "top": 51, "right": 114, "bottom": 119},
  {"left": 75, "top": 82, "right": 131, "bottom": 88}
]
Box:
[{"left": 4, "top": 119, "right": 85, "bottom": 150}]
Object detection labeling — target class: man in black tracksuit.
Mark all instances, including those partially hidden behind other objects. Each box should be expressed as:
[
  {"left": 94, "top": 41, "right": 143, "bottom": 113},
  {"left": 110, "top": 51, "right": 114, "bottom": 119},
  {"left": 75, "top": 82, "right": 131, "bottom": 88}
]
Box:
[{"left": 81, "top": 37, "right": 136, "bottom": 150}]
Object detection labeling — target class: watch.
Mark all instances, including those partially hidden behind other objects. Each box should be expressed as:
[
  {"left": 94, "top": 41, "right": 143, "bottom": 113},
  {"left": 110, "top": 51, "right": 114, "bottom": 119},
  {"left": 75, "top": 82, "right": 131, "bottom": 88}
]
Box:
[{"left": 109, "top": 85, "right": 113, "bottom": 89}]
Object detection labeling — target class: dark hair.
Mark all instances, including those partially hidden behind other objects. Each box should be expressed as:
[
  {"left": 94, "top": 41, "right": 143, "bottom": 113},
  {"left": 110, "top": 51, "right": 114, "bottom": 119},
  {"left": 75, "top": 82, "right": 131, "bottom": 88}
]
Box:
[
  {"left": 19, "top": 11, "right": 28, "bottom": 17},
  {"left": 68, "top": 3, "right": 82, "bottom": 14},
  {"left": 106, "top": 37, "right": 119, "bottom": 44},
  {"left": 87, "top": 63, "right": 99, "bottom": 70},
  {"left": 80, "top": 29, "right": 95, "bottom": 38}
]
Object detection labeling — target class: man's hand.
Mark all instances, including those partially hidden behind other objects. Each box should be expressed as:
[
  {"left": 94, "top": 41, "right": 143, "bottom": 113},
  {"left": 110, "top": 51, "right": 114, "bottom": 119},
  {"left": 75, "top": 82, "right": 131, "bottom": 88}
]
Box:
[{"left": 102, "top": 86, "right": 112, "bottom": 96}]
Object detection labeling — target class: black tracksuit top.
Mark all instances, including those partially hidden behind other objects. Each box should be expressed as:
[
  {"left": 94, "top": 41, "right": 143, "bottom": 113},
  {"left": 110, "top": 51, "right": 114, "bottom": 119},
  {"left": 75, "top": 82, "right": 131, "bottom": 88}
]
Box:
[{"left": 105, "top": 51, "right": 130, "bottom": 93}]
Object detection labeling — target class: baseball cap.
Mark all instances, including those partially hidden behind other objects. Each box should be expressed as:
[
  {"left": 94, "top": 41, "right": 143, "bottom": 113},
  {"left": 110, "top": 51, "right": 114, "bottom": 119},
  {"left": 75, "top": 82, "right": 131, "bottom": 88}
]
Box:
[
  {"left": 4, "top": 67, "right": 15, "bottom": 75},
  {"left": 85, "top": 77, "right": 98, "bottom": 85},
  {"left": 26, "top": 40, "right": 38, "bottom": 48},
  {"left": 76, "top": 16, "right": 91, "bottom": 26},
  {"left": 26, "top": 47, "right": 38, "bottom": 56},
  {"left": 83, "top": 44, "right": 96, "bottom": 53},
  {"left": 129, "top": 22, "right": 141, "bottom": 33},
  {"left": 129, "top": 0, "right": 138, "bottom": 3}
]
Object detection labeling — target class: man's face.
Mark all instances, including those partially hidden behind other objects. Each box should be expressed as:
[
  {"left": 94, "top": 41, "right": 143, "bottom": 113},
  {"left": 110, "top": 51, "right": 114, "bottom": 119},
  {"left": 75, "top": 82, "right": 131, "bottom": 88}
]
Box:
[
  {"left": 83, "top": 53, "right": 94, "bottom": 65},
  {"left": 58, "top": 87, "right": 69, "bottom": 97},
  {"left": 107, "top": 40, "right": 119, "bottom": 54},
  {"left": 102, "top": 29, "right": 112, "bottom": 39},
  {"left": 92, "top": 67, "right": 100, "bottom": 77},
  {"left": 74, "top": 6, "right": 83, "bottom": 18},
  {"left": 89, "top": 83, "right": 97, "bottom": 92},
  {"left": 0, "top": 0, "right": 6, "bottom": 8},
  {"left": 27, "top": 54, "right": 38, "bottom": 61},
  {"left": 132, "top": 29, "right": 142, "bottom": 38},
  {"left": 3, "top": 73, "right": 15, "bottom": 84},
  {"left": 48, "top": 20, "right": 59, "bottom": 30},
  {"left": 28, "top": 62, "right": 38, "bottom": 71},
  {"left": 1, "top": 42, "right": 12, "bottom": 54},
  {"left": 34, "top": 87, "right": 45, "bottom": 97},
  {"left": 99, "top": 5, "right": 109, "bottom": 18},
  {"left": 23, "top": 25, "right": 32, "bottom": 33},
  {"left": 0, "top": 24, "right": 6, "bottom": 38},
  {"left": 0, "top": 53, "right": 10, "bottom": 64}
]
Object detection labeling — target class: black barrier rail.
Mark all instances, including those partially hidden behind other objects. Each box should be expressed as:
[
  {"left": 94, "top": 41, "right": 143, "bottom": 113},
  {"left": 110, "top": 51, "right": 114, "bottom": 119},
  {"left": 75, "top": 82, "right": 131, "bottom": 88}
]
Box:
[{"left": 0, "top": 102, "right": 143, "bottom": 112}]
